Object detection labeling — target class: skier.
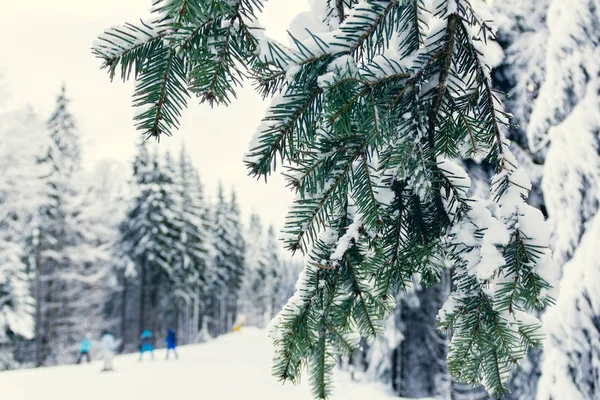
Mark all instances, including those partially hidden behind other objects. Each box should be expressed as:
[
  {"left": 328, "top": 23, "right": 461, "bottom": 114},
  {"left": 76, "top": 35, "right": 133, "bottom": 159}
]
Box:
[
  {"left": 232, "top": 315, "right": 248, "bottom": 332},
  {"left": 101, "top": 330, "right": 118, "bottom": 371},
  {"left": 139, "top": 330, "right": 154, "bottom": 361},
  {"left": 76, "top": 333, "right": 92, "bottom": 364},
  {"left": 165, "top": 329, "right": 178, "bottom": 360}
]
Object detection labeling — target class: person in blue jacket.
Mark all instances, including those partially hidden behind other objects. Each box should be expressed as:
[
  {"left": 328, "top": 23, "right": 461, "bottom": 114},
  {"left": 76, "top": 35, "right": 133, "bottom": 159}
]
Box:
[
  {"left": 165, "top": 329, "right": 178, "bottom": 360},
  {"left": 139, "top": 330, "right": 154, "bottom": 361},
  {"left": 76, "top": 333, "right": 92, "bottom": 364}
]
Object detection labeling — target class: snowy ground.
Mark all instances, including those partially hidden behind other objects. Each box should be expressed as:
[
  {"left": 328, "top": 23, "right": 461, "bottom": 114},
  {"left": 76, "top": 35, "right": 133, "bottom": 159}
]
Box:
[{"left": 1, "top": 328, "right": 399, "bottom": 400}]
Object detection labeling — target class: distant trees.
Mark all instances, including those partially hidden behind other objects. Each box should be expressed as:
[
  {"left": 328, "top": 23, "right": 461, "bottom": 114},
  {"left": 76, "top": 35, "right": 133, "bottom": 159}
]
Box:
[
  {"left": 239, "top": 217, "right": 285, "bottom": 328},
  {"left": 115, "top": 142, "right": 270, "bottom": 349},
  {"left": 0, "top": 86, "right": 121, "bottom": 367},
  {"left": 106, "top": 139, "right": 301, "bottom": 351},
  {"left": 0, "top": 86, "right": 299, "bottom": 367}
]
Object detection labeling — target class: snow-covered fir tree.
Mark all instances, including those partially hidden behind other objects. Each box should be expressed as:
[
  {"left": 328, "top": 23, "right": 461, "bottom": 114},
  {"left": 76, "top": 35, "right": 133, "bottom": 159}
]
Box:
[
  {"left": 85, "top": 159, "right": 131, "bottom": 352},
  {"left": 28, "top": 87, "right": 122, "bottom": 365},
  {"left": 276, "top": 258, "right": 303, "bottom": 311},
  {"left": 263, "top": 225, "right": 283, "bottom": 322},
  {"left": 0, "top": 106, "right": 48, "bottom": 369},
  {"left": 170, "top": 146, "right": 211, "bottom": 341},
  {"left": 227, "top": 191, "right": 246, "bottom": 327},
  {"left": 57, "top": 170, "right": 123, "bottom": 359},
  {"left": 94, "top": 0, "right": 556, "bottom": 397},
  {"left": 112, "top": 140, "right": 153, "bottom": 350},
  {"left": 113, "top": 141, "right": 219, "bottom": 349},
  {"left": 118, "top": 142, "right": 185, "bottom": 342},
  {"left": 209, "top": 184, "right": 245, "bottom": 335},
  {"left": 493, "top": 0, "right": 550, "bottom": 154},
  {"left": 240, "top": 213, "right": 268, "bottom": 326},
  {"left": 1, "top": 89, "right": 128, "bottom": 367},
  {"left": 488, "top": 1, "right": 600, "bottom": 398},
  {"left": 35, "top": 86, "right": 93, "bottom": 365},
  {"left": 490, "top": 1, "right": 600, "bottom": 398},
  {"left": 490, "top": 2, "right": 551, "bottom": 398},
  {"left": 46, "top": 85, "right": 80, "bottom": 178},
  {"left": 529, "top": 1, "right": 600, "bottom": 399},
  {"left": 397, "top": 284, "right": 448, "bottom": 398},
  {"left": 239, "top": 216, "right": 283, "bottom": 327}
]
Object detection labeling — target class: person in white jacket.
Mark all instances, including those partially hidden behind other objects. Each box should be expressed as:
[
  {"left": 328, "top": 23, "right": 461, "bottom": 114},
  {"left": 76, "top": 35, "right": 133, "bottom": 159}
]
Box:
[{"left": 101, "top": 331, "right": 118, "bottom": 371}]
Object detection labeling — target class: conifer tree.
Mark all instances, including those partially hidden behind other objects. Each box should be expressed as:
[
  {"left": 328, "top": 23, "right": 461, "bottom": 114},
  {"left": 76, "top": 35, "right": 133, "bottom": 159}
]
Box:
[
  {"left": 275, "top": 258, "right": 303, "bottom": 312},
  {"left": 176, "top": 146, "right": 210, "bottom": 292},
  {"left": 490, "top": 2, "right": 551, "bottom": 398},
  {"left": 119, "top": 143, "right": 184, "bottom": 335},
  {"left": 209, "top": 185, "right": 245, "bottom": 334},
  {"left": 166, "top": 146, "right": 211, "bottom": 337},
  {"left": 49, "top": 103, "right": 124, "bottom": 362},
  {"left": 240, "top": 213, "right": 270, "bottom": 326},
  {"left": 47, "top": 86, "right": 80, "bottom": 178},
  {"left": 35, "top": 86, "right": 89, "bottom": 365},
  {"left": 493, "top": 0, "right": 549, "bottom": 154},
  {"left": 490, "top": 1, "right": 600, "bottom": 399},
  {"left": 486, "top": 1, "right": 600, "bottom": 398},
  {"left": 88, "top": 159, "right": 132, "bottom": 349},
  {"left": 0, "top": 107, "right": 46, "bottom": 368},
  {"left": 239, "top": 214, "right": 284, "bottom": 327},
  {"left": 114, "top": 139, "right": 153, "bottom": 347},
  {"left": 58, "top": 171, "right": 123, "bottom": 354},
  {"left": 94, "top": 1, "right": 555, "bottom": 396},
  {"left": 398, "top": 285, "right": 448, "bottom": 398},
  {"left": 227, "top": 191, "right": 246, "bottom": 327},
  {"left": 264, "top": 225, "right": 282, "bottom": 323},
  {"left": 527, "top": 1, "right": 600, "bottom": 399}
]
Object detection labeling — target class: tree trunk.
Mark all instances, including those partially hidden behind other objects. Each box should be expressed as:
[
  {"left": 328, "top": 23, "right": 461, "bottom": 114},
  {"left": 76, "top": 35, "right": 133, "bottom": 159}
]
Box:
[
  {"left": 34, "top": 244, "right": 43, "bottom": 367},
  {"left": 391, "top": 346, "right": 400, "bottom": 394},
  {"left": 139, "top": 258, "right": 146, "bottom": 336},
  {"left": 150, "top": 271, "right": 160, "bottom": 341},
  {"left": 220, "top": 296, "right": 227, "bottom": 334},
  {"left": 173, "top": 306, "right": 180, "bottom": 336},
  {"left": 398, "top": 285, "right": 446, "bottom": 398},
  {"left": 192, "top": 288, "right": 200, "bottom": 341},
  {"left": 120, "top": 273, "right": 128, "bottom": 352}
]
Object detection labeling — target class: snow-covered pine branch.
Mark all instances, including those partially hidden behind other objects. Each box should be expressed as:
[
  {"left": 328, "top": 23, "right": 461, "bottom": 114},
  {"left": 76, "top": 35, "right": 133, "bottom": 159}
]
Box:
[{"left": 95, "top": 0, "right": 556, "bottom": 397}]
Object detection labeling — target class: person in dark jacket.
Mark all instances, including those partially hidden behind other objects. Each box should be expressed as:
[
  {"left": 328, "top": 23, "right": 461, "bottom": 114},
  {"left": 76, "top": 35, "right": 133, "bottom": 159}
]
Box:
[
  {"left": 139, "top": 330, "right": 154, "bottom": 361},
  {"left": 165, "top": 329, "right": 178, "bottom": 360}
]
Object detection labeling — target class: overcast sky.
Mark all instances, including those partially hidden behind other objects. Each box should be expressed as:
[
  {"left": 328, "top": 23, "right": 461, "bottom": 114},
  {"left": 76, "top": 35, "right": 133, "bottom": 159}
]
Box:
[{"left": 0, "top": 0, "right": 309, "bottom": 230}]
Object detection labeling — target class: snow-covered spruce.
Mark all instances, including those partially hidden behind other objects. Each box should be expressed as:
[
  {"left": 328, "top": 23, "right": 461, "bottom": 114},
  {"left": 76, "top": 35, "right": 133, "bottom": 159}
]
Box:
[
  {"left": 0, "top": 106, "right": 46, "bottom": 368},
  {"left": 239, "top": 215, "right": 284, "bottom": 328},
  {"left": 530, "top": 1, "right": 600, "bottom": 399},
  {"left": 208, "top": 184, "right": 246, "bottom": 335},
  {"left": 118, "top": 141, "right": 189, "bottom": 339},
  {"left": 239, "top": 213, "right": 269, "bottom": 326},
  {"left": 32, "top": 87, "right": 122, "bottom": 366}
]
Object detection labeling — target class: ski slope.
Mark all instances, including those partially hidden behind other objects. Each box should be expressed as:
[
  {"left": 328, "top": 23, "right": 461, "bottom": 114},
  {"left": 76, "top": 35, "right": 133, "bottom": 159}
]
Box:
[{"left": 2, "top": 328, "right": 397, "bottom": 400}]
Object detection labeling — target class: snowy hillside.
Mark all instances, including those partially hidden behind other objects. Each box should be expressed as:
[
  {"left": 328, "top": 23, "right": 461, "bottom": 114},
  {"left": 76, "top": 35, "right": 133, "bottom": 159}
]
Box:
[{"left": 1, "top": 328, "right": 399, "bottom": 400}]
